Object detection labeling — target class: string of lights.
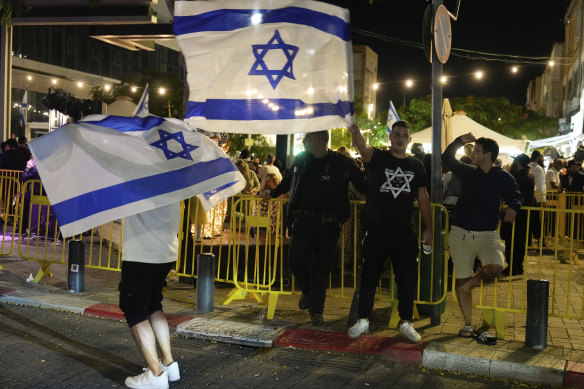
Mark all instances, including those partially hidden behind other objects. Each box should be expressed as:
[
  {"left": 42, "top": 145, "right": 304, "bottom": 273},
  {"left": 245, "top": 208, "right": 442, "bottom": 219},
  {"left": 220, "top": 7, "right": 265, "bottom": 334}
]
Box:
[{"left": 352, "top": 28, "right": 572, "bottom": 66}]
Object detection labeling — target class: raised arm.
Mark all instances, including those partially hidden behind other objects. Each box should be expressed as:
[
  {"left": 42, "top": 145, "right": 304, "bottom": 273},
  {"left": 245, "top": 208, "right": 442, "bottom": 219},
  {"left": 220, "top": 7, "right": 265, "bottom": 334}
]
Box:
[
  {"left": 442, "top": 133, "right": 476, "bottom": 175},
  {"left": 348, "top": 123, "right": 374, "bottom": 163}
]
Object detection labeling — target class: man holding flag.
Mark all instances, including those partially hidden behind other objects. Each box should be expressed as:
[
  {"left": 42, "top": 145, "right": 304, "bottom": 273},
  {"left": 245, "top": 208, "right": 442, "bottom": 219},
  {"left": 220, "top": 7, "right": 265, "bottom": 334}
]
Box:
[{"left": 28, "top": 114, "right": 245, "bottom": 388}]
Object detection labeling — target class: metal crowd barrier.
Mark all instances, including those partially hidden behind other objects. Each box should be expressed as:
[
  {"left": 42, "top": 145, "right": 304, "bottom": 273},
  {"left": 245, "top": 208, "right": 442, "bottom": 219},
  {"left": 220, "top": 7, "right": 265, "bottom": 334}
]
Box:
[
  {"left": 0, "top": 171, "right": 22, "bottom": 259},
  {"left": 465, "top": 193, "right": 584, "bottom": 338}
]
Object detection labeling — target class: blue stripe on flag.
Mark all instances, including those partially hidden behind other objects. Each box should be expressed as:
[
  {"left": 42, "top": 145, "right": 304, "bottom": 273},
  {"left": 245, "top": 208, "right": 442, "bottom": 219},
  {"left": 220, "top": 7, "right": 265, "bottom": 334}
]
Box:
[
  {"left": 201, "top": 181, "right": 239, "bottom": 201},
  {"left": 174, "top": 7, "right": 350, "bottom": 42},
  {"left": 52, "top": 157, "right": 237, "bottom": 226},
  {"left": 83, "top": 115, "right": 166, "bottom": 133},
  {"left": 186, "top": 99, "right": 353, "bottom": 121}
]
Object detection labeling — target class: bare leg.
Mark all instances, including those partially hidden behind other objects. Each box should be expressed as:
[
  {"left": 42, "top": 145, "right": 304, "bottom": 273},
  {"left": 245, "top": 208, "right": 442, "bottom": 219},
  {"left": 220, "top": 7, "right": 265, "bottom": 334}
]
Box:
[
  {"left": 130, "top": 320, "right": 163, "bottom": 376},
  {"left": 456, "top": 264, "right": 503, "bottom": 327},
  {"left": 149, "top": 310, "right": 174, "bottom": 366},
  {"left": 455, "top": 276, "right": 473, "bottom": 326}
]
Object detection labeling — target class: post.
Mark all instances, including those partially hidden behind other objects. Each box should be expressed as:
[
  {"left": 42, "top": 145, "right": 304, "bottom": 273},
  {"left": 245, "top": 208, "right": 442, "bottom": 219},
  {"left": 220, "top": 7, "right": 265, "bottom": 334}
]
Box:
[
  {"left": 430, "top": 0, "right": 444, "bottom": 326},
  {"left": 196, "top": 253, "right": 215, "bottom": 313},
  {"left": 525, "top": 279, "right": 549, "bottom": 349},
  {"left": 67, "top": 240, "right": 85, "bottom": 293},
  {"left": 0, "top": 23, "right": 13, "bottom": 141}
]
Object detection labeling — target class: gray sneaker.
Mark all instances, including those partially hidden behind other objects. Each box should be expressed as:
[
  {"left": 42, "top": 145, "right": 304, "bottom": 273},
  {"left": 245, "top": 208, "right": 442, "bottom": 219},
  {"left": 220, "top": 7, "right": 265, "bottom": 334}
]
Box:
[
  {"left": 399, "top": 321, "right": 421, "bottom": 343},
  {"left": 125, "top": 369, "right": 168, "bottom": 388}
]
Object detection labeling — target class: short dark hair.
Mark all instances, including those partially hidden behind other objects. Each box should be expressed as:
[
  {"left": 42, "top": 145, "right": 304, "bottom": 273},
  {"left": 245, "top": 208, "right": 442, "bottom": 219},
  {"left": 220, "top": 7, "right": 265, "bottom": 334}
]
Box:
[
  {"left": 266, "top": 154, "right": 274, "bottom": 164},
  {"left": 392, "top": 120, "right": 411, "bottom": 131},
  {"left": 17, "top": 136, "right": 27, "bottom": 145},
  {"left": 530, "top": 150, "right": 542, "bottom": 161},
  {"left": 309, "top": 130, "right": 329, "bottom": 143},
  {"left": 6, "top": 139, "right": 17, "bottom": 149},
  {"left": 475, "top": 137, "right": 499, "bottom": 162}
]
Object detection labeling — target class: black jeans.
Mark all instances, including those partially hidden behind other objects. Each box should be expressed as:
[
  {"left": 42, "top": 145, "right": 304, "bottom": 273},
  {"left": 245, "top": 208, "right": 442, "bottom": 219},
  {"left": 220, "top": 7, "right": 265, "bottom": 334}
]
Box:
[
  {"left": 358, "top": 224, "right": 419, "bottom": 321},
  {"left": 501, "top": 209, "right": 528, "bottom": 273},
  {"left": 288, "top": 215, "right": 340, "bottom": 314}
]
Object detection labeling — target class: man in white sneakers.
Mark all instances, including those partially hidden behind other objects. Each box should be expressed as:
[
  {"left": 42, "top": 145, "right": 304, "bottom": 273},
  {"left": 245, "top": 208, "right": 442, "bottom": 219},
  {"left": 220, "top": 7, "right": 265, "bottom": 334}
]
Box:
[
  {"left": 120, "top": 204, "right": 181, "bottom": 388},
  {"left": 347, "top": 121, "right": 432, "bottom": 342}
]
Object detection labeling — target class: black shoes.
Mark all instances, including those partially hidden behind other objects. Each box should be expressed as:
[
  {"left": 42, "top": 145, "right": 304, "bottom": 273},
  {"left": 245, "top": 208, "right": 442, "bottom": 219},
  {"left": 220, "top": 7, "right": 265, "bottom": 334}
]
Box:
[
  {"left": 311, "top": 313, "right": 324, "bottom": 326},
  {"left": 298, "top": 294, "right": 310, "bottom": 310}
]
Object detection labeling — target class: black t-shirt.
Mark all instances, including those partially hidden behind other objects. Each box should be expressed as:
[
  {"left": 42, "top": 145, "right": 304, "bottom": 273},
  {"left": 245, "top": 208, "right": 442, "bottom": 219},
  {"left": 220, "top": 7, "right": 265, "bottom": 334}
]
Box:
[
  {"left": 294, "top": 153, "right": 335, "bottom": 212},
  {"left": 364, "top": 148, "right": 427, "bottom": 226}
]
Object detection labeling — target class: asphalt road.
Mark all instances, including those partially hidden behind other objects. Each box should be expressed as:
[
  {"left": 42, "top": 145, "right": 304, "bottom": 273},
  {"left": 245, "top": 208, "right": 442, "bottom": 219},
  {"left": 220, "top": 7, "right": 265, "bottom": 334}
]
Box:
[{"left": 0, "top": 304, "right": 550, "bottom": 388}]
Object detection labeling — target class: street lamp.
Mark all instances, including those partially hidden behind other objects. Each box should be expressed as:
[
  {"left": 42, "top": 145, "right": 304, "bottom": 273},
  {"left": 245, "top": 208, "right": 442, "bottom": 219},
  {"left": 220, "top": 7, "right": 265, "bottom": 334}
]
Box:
[{"left": 403, "top": 79, "right": 413, "bottom": 107}]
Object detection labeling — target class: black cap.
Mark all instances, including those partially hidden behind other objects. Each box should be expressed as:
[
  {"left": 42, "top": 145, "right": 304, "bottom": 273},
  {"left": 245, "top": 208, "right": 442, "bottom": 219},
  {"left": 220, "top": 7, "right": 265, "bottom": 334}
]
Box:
[{"left": 512, "top": 153, "right": 531, "bottom": 167}]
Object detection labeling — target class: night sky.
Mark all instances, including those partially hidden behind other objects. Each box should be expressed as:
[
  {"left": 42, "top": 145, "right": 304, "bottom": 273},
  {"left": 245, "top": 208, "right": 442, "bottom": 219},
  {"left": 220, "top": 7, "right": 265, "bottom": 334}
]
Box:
[{"left": 324, "top": 0, "right": 569, "bottom": 110}]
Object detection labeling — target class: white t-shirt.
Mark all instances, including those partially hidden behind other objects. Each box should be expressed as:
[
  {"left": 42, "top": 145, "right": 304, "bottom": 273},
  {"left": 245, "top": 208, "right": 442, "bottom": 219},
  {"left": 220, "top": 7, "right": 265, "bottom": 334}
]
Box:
[{"left": 122, "top": 203, "right": 180, "bottom": 264}]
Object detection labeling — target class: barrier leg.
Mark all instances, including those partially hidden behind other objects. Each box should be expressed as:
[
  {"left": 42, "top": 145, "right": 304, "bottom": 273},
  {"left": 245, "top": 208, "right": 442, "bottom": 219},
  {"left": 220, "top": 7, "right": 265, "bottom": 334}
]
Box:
[
  {"left": 525, "top": 279, "right": 549, "bottom": 349},
  {"left": 222, "top": 288, "right": 247, "bottom": 305},
  {"left": 67, "top": 240, "right": 85, "bottom": 293},
  {"left": 265, "top": 293, "right": 279, "bottom": 320},
  {"left": 34, "top": 261, "right": 52, "bottom": 283},
  {"left": 482, "top": 308, "right": 505, "bottom": 339},
  {"left": 196, "top": 253, "right": 215, "bottom": 313}
]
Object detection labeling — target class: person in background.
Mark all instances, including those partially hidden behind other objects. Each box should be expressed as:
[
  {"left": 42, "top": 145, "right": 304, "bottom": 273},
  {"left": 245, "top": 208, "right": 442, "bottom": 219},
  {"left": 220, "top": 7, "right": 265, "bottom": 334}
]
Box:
[
  {"left": 347, "top": 121, "right": 432, "bottom": 343},
  {"left": 236, "top": 160, "right": 260, "bottom": 196},
  {"left": 410, "top": 143, "right": 425, "bottom": 162},
  {"left": 257, "top": 154, "right": 282, "bottom": 190},
  {"left": 529, "top": 150, "right": 546, "bottom": 244},
  {"left": 546, "top": 158, "right": 564, "bottom": 192},
  {"left": 501, "top": 154, "right": 534, "bottom": 277},
  {"left": 559, "top": 159, "right": 584, "bottom": 193},
  {"left": 252, "top": 157, "right": 261, "bottom": 176}
]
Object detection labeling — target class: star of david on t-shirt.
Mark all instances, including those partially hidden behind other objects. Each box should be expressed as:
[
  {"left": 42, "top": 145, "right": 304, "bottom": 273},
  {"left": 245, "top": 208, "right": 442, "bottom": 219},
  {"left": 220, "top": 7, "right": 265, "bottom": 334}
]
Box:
[{"left": 379, "top": 166, "right": 415, "bottom": 198}]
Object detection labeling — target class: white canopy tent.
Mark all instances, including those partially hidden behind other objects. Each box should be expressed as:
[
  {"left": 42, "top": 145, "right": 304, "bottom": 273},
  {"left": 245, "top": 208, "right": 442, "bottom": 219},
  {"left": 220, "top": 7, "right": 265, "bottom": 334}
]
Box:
[{"left": 410, "top": 112, "right": 527, "bottom": 163}]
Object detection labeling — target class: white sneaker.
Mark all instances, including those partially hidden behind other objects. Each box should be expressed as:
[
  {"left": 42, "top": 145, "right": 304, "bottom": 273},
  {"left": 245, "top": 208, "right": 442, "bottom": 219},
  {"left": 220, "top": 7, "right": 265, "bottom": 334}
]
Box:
[
  {"left": 348, "top": 318, "right": 369, "bottom": 339},
  {"left": 399, "top": 321, "right": 421, "bottom": 343},
  {"left": 125, "top": 368, "right": 169, "bottom": 388},
  {"left": 160, "top": 360, "right": 180, "bottom": 382}
]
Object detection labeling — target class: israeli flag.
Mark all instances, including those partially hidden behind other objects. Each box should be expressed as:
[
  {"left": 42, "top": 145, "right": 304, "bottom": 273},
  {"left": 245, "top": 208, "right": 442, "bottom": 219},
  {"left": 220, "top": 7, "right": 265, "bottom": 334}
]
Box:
[
  {"left": 174, "top": 0, "right": 354, "bottom": 134},
  {"left": 132, "top": 84, "right": 149, "bottom": 117},
  {"left": 28, "top": 115, "right": 246, "bottom": 238},
  {"left": 386, "top": 100, "right": 399, "bottom": 134},
  {"left": 20, "top": 88, "right": 28, "bottom": 127}
]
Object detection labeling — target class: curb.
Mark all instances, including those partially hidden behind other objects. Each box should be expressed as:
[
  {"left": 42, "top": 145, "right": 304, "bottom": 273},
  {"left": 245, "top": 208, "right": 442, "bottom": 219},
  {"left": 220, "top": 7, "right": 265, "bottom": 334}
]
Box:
[{"left": 0, "top": 291, "right": 580, "bottom": 388}]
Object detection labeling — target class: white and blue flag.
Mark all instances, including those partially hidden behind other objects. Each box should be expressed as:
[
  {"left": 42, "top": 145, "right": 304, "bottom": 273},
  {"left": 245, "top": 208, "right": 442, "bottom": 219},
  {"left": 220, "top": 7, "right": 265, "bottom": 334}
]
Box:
[
  {"left": 132, "top": 84, "right": 149, "bottom": 117},
  {"left": 174, "top": 0, "right": 353, "bottom": 134},
  {"left": 28, "top": 115, "right": 246, "bottom": 238},
  {"left": 386, "top": 100, "right": 399, "bottom": 134},
  {"left": 20, "top": 88, "right": 28, "bottom": 128}
]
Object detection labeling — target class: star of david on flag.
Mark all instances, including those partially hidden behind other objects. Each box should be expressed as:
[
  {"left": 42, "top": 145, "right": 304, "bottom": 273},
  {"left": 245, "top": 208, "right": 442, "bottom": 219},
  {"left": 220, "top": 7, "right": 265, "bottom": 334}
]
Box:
[
  {"left": 380, "top": 167, "right": 414, "bottom": 198},
  {"left": 249, "top": 30, "right": 299, "bottom": 89},
  {"left": 150, "top": 129, "right": 198, "bottom": 161},
  {"left": 28, "top": 114, "right": 245, "bottom": 238},
  {"left": 174, "top": 0, "right": 354, "bottom": 134}
]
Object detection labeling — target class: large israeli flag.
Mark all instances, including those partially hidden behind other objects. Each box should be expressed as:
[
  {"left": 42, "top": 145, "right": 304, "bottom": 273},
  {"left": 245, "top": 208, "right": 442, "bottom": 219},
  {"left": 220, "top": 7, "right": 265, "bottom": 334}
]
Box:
[
  {"left": 174, "top": 0, "right": 353, "bottom": 134},
  {"left": 28, "top": 115, "right": 245, "bottom": 238}
]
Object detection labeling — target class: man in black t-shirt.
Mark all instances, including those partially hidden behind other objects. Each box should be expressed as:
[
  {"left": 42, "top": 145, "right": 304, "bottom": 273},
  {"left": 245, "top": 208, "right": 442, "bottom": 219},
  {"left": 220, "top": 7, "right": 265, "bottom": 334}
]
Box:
[
  {"left": 347, "top": 121, "right": 432, "bottom": 343},
  {"left": 262, "top": 131, "right": 366, "bottom": 326}
]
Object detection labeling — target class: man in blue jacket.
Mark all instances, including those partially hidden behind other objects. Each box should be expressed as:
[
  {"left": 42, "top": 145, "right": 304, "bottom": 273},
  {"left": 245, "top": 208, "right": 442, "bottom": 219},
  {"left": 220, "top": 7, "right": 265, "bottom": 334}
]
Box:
[
  {"left": 442, "top": 133, "right": 522, "bottom": 344},
  {"left": 262, "top": 130, "right": 366, "bottom": 326}
]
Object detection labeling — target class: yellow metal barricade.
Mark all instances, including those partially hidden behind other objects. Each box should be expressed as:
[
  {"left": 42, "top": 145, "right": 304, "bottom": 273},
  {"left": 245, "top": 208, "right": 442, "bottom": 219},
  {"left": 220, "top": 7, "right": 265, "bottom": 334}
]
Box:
[
  {"left": 464, "top": 200, "right": 584, "bottom": 338},
  {"left": 221, "top": 195, "right": 290, "bottom": 319},
  {"left": 175, "top": 196, "right": 232, "bottom": 282},
  {"left": 0, "top": 171, "right": 21, "bottom": 257}
]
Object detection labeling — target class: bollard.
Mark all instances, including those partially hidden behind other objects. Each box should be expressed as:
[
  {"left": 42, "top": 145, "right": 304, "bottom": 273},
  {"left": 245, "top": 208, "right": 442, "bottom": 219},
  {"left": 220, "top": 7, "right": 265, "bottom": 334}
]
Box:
[
  {"left": 67, "top": 240, "right": 85, "bottom": 293},
  {"left": 525, "top": 279, "right": 549, "bottom": 349},
  {"left": 196, "top": 253, "right": 215, "bottom": 313}
]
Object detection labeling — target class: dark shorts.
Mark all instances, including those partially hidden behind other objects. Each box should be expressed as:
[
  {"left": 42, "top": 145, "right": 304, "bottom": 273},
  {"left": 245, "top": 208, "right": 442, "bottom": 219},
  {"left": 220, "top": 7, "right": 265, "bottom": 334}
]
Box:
[{"left": 118, "top": 261, "right": 174, "bottom": 327}]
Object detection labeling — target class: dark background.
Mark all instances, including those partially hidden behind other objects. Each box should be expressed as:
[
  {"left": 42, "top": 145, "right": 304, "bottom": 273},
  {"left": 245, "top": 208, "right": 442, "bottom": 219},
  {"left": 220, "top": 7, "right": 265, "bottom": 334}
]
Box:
[{"left": 324, "top": 0, "right": 569, "bottom": 110}]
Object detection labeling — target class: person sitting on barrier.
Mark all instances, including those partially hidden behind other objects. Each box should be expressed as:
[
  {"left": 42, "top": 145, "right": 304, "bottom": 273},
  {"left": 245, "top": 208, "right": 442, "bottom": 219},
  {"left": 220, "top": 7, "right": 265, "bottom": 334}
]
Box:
[
  {"left": 559, "top": 159, "right": 584, "bottom": 193},
  {"left": 442, "top": 133, "right": 522, "bottom": 345},
  {"left": 501, "top": 154, "right": 534, "bottom": 277},
  {"left": 261, "top": 130, "right": 367, "bottom": 326},
  {"left": 120, "top": 204, "right": 181, "bottom": 388},
  {"left": 347, "top": 121, "right": 432, "bottom": 343}
]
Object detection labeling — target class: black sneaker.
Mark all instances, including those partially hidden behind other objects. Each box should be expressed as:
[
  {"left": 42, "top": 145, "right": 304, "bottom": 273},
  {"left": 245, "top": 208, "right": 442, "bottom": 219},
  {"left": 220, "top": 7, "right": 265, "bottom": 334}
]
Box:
[
  {"left": 298, "top": 294, "right": 310, "bottom": 310},
  {"left": 311, "top": 313, "right": 324, "bottom": 326}
]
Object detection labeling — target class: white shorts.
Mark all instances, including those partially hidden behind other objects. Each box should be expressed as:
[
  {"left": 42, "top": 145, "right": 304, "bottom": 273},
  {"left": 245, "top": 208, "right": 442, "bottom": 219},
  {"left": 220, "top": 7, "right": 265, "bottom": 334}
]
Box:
[{"left": 448, "top": 225, "right": 505, "bottom": 279}]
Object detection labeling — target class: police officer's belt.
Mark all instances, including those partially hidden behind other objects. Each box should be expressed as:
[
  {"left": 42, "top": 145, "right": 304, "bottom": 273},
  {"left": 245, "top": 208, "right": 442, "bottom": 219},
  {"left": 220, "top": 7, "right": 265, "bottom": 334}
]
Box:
[{"left": 292, "top": 209, "right": 338, "bottom": 223}]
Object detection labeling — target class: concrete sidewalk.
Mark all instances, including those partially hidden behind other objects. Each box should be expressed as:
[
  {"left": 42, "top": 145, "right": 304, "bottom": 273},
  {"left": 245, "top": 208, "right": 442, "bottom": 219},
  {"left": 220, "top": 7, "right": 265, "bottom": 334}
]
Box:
[{"left": 1, "top": 257, "right": 583, "bottom": 388}]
